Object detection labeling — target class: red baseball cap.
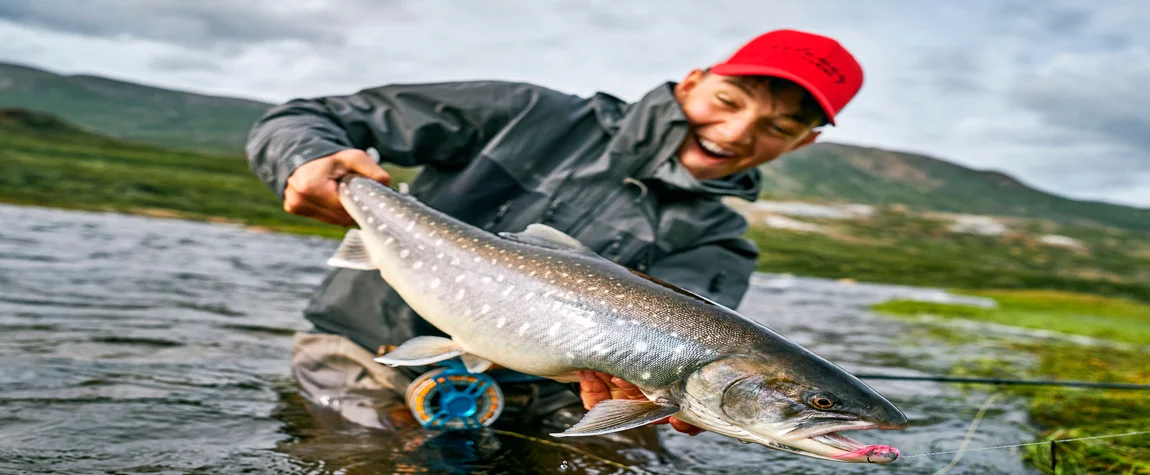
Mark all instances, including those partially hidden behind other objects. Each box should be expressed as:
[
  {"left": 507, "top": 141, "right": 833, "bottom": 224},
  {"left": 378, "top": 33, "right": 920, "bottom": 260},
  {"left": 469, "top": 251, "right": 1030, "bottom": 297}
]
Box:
[{"left": 709, "top": 29, "right": 863, "bottom": 125}]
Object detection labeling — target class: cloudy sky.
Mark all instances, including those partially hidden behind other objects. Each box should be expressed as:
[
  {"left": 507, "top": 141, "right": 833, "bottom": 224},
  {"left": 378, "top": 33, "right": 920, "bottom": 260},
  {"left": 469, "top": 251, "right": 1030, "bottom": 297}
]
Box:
[{"left": 1, "top": 0, "right": 1147, "bottom": 207}]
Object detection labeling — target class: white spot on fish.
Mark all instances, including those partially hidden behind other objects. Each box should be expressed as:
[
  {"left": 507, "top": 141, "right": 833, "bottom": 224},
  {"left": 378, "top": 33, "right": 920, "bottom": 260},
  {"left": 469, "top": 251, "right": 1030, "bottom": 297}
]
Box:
[
  {"left": 455, "top": 274, "right": 466, "bottom": 283},
  {"left": 529, "top": 271, "right": 537, "bottom": 277},
  {"left": 405, "top": 222, "right": 415, "bottom": 232},
  {"left": 430, "top": 278, "right": 440, "bottom": 288},
  {"left": 435, "top": 239, "right": 444, "bottom": 246},
  {"left": 437, "top": 253, "right": 444, "bottom": 260},
  {"left": 491, "top": 258, "right": 498, "bottom": 265},
  {"left": 517, "top": 323, "right": 530, "bottom": 336},
  {"left": 399, "top": 249, "right": 409, "bottom": 258},
  {"left": 366, "top": 216, "right": 374, "bottom": 224},
  {"left": 418, "top": 245, "right": 425, "bottom": 250},
  {"left": 474, "top": 256, "right": 481, "bottom": 263},
  {"left": 496, "top": 317, "right": 507, "bottom": 328},
  {"left": 587, "top": 287, "right": 597, "bottom": 292},
  {"left": 451, "top": 258, "right": 460, "bottom": 265},
  {"left": 566, "top": 352, "right": 574, "bottom": 359},
  {"left": 615, "top": 319, "right": 625, "bottom": 325},
  {"left": 630, "top": 320, "right": 639, "bottom": 325},
  {"left": 496, "top": 275, "right": 505, "bottom": 282},
  {"left": 463, "top": 309, "right": 472, "bottom": 317},
  {"left": 502, "top": 285, "right": 515, "bottom": 296},
  {"left": 524, "top": 292, "right": 534, "bottom": 301},
  {"left": 377, "top": 224, "right": 386, "bottom": 231},
  {"left": 641, "top": 372, "right": 650, "bottom": 380},
  {"left": 456, "top": 289, "right": 466, "bottom": 300},
  {"left": 432, "top": 265, "right": 438, "bottom": 271},
  {"left": 674, "top": 346, "right": 684, "bottom": 353},
  {"left": 482, "top": 276, "right": 492, "bottom": 284},
  {"left": 635, "top": 341, "right": 648, "bottom": 352},
  {"left": 413, "top": 261, "right": 423, "bottom": 269},
  {"left": 384, "top": 237, "right": 394, "bottom": 245},
  {"left": 671, "top": 333, "right": 678, "bottom": 338},
  {"left": 480, "top": 304, "right": 490, "bottom": 315},
  {"left": 548, "top": 322, "right": 561, "bottom": 337},
  {"left": 677, "top": 366, "right": 684, "bottom": 373}
]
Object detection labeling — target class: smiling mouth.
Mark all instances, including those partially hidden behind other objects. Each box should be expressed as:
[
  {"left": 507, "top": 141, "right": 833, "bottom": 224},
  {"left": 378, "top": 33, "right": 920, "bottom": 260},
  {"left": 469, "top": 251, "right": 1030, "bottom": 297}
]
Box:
[{"left": 695, "top": 135, "right": 737, "bottom": 159}]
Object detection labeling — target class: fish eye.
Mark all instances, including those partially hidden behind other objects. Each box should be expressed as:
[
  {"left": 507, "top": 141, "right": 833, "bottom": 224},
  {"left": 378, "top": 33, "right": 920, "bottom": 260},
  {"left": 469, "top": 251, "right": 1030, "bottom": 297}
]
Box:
[{"left": 808, "top": 394, "right": 835, "bottom": 410}]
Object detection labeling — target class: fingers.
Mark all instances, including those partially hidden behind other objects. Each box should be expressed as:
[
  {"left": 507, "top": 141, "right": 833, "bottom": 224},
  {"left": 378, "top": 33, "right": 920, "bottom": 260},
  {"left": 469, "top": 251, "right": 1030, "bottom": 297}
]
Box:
[
  {"left": 579, "top": 370, "right": 610, "bottom": 410},
  {"left": 609, "top": 376, "right": 645, "bottom": 399},
  {"left": 669, "top": 417, "right": 704, "bottom": 436},
  {"left": 283, "top": 187, "right": 353, "bottom": 226},
  {"left": 336, "top": 149, "right": 392, "bottom": 186}
]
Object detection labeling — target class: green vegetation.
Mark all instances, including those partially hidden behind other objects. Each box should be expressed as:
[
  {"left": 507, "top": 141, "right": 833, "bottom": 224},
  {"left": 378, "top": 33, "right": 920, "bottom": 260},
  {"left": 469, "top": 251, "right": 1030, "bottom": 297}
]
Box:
[
  {"left": 0, "top": 109, "right": 417, "bottom": 239},
  {"left": 0, "top": 62, "right": 271, "bottom": 153},
  {"left": 872, "top": 290, "right": 1150, "bottom": 474},
  {"left": 873, "top": 290, "right": 1150, "bottom": 344},
  {"left": 744, "top": 208, "right": 1150, "bottom": 303}
]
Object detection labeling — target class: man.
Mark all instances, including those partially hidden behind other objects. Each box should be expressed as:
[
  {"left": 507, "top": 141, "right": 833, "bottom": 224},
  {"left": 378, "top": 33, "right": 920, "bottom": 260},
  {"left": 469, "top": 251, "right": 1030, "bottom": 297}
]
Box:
[{"left": 246, "top": 29, "right": 863, "bottom": 438}]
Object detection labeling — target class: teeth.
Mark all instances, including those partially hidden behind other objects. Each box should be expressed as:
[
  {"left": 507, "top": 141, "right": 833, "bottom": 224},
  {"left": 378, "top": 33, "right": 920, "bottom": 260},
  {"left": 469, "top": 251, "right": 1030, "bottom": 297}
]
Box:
[{"left": 698, "top": 137, "right": 735, "bottom": 157}]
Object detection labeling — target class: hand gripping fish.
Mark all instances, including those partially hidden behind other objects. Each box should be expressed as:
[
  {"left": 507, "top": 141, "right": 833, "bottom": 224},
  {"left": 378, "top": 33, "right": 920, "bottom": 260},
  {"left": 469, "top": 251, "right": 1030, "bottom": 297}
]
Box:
[{"left": 327, "top": 174, "right": 908, "bottom": 464}]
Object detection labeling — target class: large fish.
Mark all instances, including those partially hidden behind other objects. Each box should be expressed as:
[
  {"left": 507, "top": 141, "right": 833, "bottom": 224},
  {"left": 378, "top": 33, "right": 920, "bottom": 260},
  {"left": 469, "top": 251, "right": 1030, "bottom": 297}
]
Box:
[{"left": 328, "top": 174, "right": 908, "bottom": 464}]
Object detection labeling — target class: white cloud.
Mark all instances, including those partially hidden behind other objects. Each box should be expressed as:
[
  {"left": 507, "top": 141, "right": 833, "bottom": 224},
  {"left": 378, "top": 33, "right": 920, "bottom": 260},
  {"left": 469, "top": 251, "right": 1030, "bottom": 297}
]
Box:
[{"left": 0, "top": 0, "right": 1147, "bottom": 207}]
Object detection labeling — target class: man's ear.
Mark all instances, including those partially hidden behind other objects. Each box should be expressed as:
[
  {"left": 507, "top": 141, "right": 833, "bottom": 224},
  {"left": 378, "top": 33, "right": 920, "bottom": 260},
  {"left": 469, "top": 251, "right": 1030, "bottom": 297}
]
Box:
[
  {"left": 791, "top": 130, "right": 821, "bottom": 151},
  {"left": 674, "top": 69, "right": 707, "bottom": 101}
]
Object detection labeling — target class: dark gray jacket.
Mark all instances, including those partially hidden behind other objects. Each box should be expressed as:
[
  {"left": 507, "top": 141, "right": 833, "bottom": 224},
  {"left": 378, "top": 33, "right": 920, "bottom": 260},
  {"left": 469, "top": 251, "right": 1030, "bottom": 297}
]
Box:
[{"left": 246, "top": 80, "right": 762, "bottom": 353}]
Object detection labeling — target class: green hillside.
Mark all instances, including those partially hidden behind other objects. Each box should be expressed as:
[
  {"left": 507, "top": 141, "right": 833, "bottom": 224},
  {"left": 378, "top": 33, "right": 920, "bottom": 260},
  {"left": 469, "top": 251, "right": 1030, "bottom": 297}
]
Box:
[
  {"left": 760, "top": 143, "right": 1150, "bottom": 231},
  {"left": 0, "top": 62, "right": 271, "bottom": 153}
]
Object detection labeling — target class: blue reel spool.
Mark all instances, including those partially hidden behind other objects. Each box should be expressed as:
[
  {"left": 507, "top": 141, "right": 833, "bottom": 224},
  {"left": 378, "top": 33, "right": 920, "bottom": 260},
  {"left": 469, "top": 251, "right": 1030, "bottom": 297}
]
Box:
[{"left": 404, "top": 359, "right": 505, "bottom": 430}]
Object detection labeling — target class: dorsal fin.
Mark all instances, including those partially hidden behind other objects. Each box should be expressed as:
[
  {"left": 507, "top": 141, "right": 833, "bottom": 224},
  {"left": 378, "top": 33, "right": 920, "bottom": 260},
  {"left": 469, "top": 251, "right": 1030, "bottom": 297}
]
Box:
[
  {"left": 499, "top": 223, "right": 591, "bottom": 253},
  {"left": 627, "top": 268, "right": 730, "bottom": 309}
]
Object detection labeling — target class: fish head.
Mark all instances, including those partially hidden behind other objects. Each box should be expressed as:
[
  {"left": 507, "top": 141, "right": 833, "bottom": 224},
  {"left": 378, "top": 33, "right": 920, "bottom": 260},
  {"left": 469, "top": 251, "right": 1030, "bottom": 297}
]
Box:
[{"left": 680, "top": 355, "right": 908, "bottom": 464}]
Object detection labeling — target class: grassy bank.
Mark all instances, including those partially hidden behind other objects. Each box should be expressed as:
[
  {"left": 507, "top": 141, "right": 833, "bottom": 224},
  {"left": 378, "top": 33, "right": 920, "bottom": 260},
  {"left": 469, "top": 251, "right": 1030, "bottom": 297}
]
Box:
[
  {"left": 0, "top": 121, "right": 418, "bottom": 239},
  {"left": 873, "top": 290, "right": 1150, "bottom": 474},
  {"left": 742, "top": 207, "right": 1150, "bottom": 303}
]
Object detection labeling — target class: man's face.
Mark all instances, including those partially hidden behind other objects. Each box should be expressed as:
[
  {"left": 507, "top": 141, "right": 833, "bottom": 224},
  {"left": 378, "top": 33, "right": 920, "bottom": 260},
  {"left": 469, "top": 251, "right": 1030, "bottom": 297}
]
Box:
[{"left": 673, "top": 69, "right": 823, "bottom": 181}]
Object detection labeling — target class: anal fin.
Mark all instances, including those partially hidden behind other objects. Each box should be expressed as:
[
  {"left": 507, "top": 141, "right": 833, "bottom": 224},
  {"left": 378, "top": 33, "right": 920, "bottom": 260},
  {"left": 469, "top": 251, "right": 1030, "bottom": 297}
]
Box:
[
  {"left": 373, "top": 336, "right": 462, "bottom": 367},
  {"left": 461, "top": 354, "right": 494, "bottom": 373},
  {"left": 550, "top": 399, "right": 680, "bottom": 437}
]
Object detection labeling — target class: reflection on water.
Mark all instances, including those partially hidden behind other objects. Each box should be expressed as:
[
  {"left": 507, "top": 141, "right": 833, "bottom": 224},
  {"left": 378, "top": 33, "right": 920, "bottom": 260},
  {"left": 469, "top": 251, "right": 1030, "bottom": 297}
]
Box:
[{"left": 0, "top": 204, "right": 1042, "bottom": 474}]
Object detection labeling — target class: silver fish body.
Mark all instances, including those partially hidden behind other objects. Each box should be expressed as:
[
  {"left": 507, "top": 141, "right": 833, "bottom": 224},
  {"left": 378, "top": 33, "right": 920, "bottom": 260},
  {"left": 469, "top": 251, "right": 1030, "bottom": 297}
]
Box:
[{"left": 330, "top": 174, "right": 908, "bottom": 464}]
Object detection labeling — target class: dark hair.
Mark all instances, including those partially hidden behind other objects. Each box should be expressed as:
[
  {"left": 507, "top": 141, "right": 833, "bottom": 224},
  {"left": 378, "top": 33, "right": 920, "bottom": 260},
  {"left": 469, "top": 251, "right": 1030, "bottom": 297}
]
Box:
[{"left": 704, "top": 69, "right": 829, "bottom": 127}]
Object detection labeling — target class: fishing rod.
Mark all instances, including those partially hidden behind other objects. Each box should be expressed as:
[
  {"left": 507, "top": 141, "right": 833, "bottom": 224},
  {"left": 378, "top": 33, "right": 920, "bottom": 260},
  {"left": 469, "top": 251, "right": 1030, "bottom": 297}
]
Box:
[{"left": 854, "top": 373, "right": 1150, "bottom": 390}]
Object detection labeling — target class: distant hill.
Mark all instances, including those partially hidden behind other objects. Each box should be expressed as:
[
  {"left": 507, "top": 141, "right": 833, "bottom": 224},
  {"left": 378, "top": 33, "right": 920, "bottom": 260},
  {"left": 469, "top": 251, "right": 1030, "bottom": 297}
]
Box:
[
  {"left": 759, "top": 143, "right": 1150, "bottom": 231},
  {"left": 2, "top": 60, "right": 1147, "bottom": 231},
  {"left": 0, "top": 62, "right": 272, "bottom": 153}
]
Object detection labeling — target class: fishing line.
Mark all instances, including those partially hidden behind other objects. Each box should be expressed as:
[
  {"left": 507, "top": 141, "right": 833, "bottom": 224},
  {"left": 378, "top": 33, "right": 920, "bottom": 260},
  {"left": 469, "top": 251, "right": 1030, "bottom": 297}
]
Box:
[
  {"left": 918, "top": 391, "right": 1001, "bottom": 475},
  {"left": 904, "top": 430, "right": 1150, "bottom": 458},
  {"left": 855, "top": 373, "right": 1150, "bottom": 390}
]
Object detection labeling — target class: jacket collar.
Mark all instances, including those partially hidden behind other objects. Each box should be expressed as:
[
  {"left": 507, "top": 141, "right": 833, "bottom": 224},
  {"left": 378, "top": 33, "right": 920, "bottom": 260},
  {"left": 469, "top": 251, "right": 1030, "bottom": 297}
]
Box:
[{"left": 605, "top": 82, "right": 762, "bottom": 202}]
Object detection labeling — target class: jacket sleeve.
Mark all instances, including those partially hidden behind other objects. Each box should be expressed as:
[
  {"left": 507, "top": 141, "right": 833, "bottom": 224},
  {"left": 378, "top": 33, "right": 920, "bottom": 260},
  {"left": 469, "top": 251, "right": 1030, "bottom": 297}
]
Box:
[
  {"left": 644, "top": 234, "right": 760, "bottom": 311},
  {"left": 245, "top": 80, "right": 536, "bottom": 198}
]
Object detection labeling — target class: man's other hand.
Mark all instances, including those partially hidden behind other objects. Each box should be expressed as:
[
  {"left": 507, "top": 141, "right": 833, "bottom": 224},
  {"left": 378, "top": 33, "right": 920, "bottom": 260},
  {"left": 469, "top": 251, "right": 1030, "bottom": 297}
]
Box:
[
  {"left": 283, "top": 149, "right": 392, "bottom": 226},
  {"left": 577, "top": 370, "right": 705, "bottom": 436}
]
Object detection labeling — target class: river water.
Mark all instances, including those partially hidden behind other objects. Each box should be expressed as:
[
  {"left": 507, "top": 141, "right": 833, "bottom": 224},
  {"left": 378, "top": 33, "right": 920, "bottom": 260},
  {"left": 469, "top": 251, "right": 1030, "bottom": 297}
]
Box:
[{"left": 0, "top": 203, "right": 1045, "bottom": 474}]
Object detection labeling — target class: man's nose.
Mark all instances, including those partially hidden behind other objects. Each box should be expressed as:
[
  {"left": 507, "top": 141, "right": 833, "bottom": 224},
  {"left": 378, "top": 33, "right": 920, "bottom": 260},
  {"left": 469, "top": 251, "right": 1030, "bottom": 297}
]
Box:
[{"left": 714, "top": 117, "right": 755, "bottom": 146}]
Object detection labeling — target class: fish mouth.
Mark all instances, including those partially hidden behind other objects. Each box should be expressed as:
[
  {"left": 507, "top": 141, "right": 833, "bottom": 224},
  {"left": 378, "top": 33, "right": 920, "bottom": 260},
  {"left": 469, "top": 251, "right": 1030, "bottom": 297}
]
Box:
[{"left": 793, "top": 424, "right": 901, "bottom": 464}]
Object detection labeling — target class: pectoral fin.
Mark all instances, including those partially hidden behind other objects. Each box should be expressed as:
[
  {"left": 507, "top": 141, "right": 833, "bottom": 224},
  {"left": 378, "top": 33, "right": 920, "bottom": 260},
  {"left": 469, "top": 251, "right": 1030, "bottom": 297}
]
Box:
[
  {"left": 327, "top": 229, "right": 377, "bottom": 270},
  {"left": 373, "top": 336, "right": 463, "bottom": 366},
  {"left": 550, "top": 399, "right": 680, "bottom": 437}
]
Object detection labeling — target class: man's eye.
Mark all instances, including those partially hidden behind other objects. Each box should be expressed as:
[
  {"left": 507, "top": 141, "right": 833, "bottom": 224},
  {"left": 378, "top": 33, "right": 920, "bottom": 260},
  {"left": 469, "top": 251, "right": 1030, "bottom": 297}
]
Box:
[{"left": 716, "top": 95, "right": 736, "bottom": 107}]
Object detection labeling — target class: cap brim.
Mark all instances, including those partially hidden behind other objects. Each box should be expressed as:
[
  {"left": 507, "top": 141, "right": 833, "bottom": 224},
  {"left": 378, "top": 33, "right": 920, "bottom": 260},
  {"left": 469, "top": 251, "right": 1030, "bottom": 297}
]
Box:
[{"left": 709, "top": 63, "right": 837, "bottom": 126}]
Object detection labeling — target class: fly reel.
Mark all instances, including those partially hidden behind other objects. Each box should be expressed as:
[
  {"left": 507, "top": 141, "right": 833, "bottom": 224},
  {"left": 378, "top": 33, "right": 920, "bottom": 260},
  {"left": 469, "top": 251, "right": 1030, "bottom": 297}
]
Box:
[{"left": 404, "top": 360, "right": 504, "bottom": 430}]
